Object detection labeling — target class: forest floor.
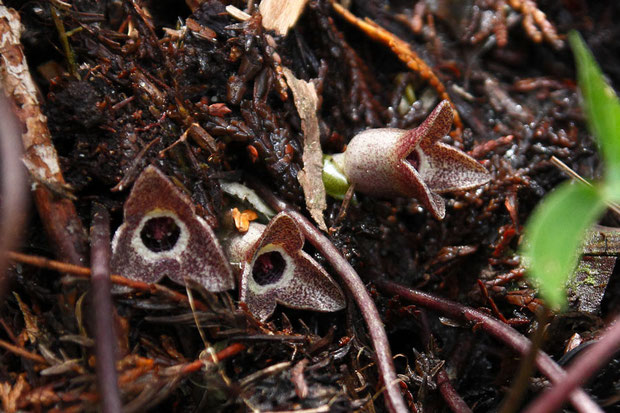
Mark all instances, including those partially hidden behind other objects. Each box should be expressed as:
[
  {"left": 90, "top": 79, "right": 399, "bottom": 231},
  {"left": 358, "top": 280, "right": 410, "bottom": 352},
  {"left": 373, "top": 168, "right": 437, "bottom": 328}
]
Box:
[{"left": 0, "top": 1, "right": 619, "bottom": 412}]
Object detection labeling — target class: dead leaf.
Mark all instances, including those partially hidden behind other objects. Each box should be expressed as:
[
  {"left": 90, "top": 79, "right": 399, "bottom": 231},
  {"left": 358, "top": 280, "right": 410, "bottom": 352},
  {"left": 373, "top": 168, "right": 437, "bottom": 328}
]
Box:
[
  {"left": 568, "top": 225, "right": 620, "bottom": 313},
  {"left": 231, "top": 208, "right": 259, "bottom": 233},
  {"left": 225, "top": 5, "right": 251, "bottom": 21},
  {"left": 259, "top": 0, "right": 309, "bottom": 36},
  {"left": 13, "top": 293, "right": 38, "bottom": 344},
  {"left": 282, "top": 67, "right": 327, "bottom": 231},
  {"left": 0, "top": 373, "right": 30, "bottom": 413},
  {"left": 186, "top": 18, "right": 216, "bottom": 41}
]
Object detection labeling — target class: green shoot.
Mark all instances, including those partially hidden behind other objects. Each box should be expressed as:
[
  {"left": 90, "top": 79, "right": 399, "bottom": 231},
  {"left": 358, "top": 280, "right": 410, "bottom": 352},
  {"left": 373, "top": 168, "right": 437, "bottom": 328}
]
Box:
[
  {"left": 522, "top": 31, "right": 620, "bottom": 311},
  {"left": 569, "top": 32, "right": 620, "bottom": 200},
  {"left": 522, "top": 182, "right": 605, "bottom": 310}
]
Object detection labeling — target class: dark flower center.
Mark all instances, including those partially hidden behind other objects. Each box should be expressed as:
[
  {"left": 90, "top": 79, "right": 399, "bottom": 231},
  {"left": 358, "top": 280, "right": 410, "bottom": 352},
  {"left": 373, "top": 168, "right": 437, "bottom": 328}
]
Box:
[
  {"left": 252, "top": 251, "right": 286, "bottom": 286},
  {"left": 406, "top": 149, "right": 420, "bottom": 170},
  {"left": 140, "top": 216, "right": 181, "bottom": 252}
]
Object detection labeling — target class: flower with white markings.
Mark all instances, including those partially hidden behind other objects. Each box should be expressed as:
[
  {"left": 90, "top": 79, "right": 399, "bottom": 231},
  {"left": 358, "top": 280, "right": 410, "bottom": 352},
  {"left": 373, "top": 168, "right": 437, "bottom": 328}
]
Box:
[
  {"left": 330, "top": 100, "right": 491, "bottom": 219},
  {"left": 111, "top": 166, "right": 234, "bottom": 292},
  {"left": 226, "top": 212, "right": 345, "bottom": 321}
]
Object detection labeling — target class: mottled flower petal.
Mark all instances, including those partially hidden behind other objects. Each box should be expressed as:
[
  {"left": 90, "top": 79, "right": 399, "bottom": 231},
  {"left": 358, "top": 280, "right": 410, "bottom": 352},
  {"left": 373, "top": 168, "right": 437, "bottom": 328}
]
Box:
[
  {"left": 231, "top": 212, "right": 346, "bottom": 321},
  {"left": 258, "top": 213, "right": 304, "bottom": 254},
  {"left": 226, "top": 222, "right": 264, "bottom": 267},
  {"left": 402, "top": 99, "right": 453, "bottom": 155},
  {"left": 111, "top": 166, "right": 234, "bottom": 292},
  {"left": 278, "top": 253, "right": 348, "bottom": 312},
  {"left": 399, "top": 158, "right": 446, "bottom": 219},
  {"left": 340, "top": 128, "right": 412, "bottom": 198},
  {"left": 419, "top": 142, "right": 491, "bottom": 193}
]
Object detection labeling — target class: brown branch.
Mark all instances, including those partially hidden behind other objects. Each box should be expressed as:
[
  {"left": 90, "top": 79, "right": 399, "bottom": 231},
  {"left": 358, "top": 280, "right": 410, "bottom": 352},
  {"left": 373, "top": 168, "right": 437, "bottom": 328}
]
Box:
[
  {"left": 6, "top": 251, "right": 207, "bottom": 311},
  {"left": 0, "top": 338, "right": 46, "bottom": 364},
  {"left": 0, "top": 95, "right": 27, "bottom": 298},
  {"left": 0, "top": 4, "right": 87, "bottom": 266},
  {"left": 374, "top": 279, "right": 603, "bottom": 413},
  {"left": 248, "top": 180, "right": 409, "bottom": 413},
  {"left": 90, "top": 204, "right": 122, "bottom": 413}
]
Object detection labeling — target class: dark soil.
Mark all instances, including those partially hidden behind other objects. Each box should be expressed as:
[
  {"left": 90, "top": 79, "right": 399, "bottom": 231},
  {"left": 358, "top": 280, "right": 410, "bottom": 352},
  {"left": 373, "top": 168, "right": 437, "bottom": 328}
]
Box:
[{"left": 2, "top": 0, "right": 619, "bottom": 412}]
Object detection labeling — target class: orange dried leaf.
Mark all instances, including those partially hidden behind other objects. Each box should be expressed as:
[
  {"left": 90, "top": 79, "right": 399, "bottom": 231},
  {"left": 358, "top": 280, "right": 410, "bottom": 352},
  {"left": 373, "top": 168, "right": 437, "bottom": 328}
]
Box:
[{"left": 232, "top": 208, "right": 258, "bottom": 233}]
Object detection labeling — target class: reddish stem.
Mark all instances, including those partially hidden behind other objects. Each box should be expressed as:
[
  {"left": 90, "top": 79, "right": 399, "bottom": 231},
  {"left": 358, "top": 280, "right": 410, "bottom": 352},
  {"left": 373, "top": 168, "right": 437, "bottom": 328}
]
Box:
[
  {"left": 436, "top": 369, "right": 473, "bottom": 413},
  {"left": 374, "top": 279, "right": 603, "bottom": 413},
  {"left": 6, "top": 251, "right": 208, "bottom": 311},
  {"left": 522, "top": 314, "right": 620, "bottom": 413},
  {"left": 0, "top": 338, "right": 47, "bottom": 364},
  {"left": 90, "top": 204, "right": 122, "bottom": 413}
]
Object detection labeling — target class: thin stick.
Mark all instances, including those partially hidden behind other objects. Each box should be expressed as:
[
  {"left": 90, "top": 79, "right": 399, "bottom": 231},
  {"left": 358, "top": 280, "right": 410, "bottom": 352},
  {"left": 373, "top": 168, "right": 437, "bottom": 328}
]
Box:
[
  {"left": 175, "top": 342, "right": 246, "bottom": 375},
  {"left": 50, "top": 5, "right": 79, "bottom": 78},
  {"left": 374, "top": 279, "right": 603, "bottom": 413},
  {"left": 523, "top": 314, "right": 620, "bottom": 413},
  {"left": 249, "top": 180, "right": 409, "bottom": 413},
  {"left": 6, "top": 251, "right": 207, "bottom": 311},
  {"left": 550, "top": 156, "right": 620, "bottom": 217},
  {"left": 8, "top": 251, "right": 90, "bottom": 275},
  {"left": 0, "top": 338, "right": 47, "bottom": 364},
  {"left": 90, "top": 204, "right": 122, "bottom": 413}
]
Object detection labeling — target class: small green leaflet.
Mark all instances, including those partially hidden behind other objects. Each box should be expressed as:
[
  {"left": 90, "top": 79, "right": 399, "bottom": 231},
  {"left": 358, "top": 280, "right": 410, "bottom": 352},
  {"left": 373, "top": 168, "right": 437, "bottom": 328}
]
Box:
[
  {"left": 322, "top": 155, "right": 351, "bottom": 200},
  {"left": 522, "top": 182, "right": 605, "bottom": 311},
  {"left": 569, "top": 31, "right": 620, "bottom": 201},
  {"left": 523, "top": 33, "right": 620, "bottom": 312}
]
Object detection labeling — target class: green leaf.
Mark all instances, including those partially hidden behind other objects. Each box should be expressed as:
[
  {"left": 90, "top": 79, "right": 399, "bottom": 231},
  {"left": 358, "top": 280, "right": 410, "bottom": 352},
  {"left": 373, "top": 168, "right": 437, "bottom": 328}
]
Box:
[
  {"left": 522, "top": 181, "right": 606, "bottom": 311},
  {"left": 569, "top": 31, "right": 620, "bottom": 200}
]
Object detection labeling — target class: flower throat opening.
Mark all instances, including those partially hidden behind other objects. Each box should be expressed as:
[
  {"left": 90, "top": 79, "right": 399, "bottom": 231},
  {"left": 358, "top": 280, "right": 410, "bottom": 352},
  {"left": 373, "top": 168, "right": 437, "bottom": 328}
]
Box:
[
  {"left": 406, "top": 149, "right": 420, "bottom": 170},
  {"left": 252, "top": 251, "right": 286, "bottom": 286},
  {"left": 140, "top": 216, "right": 181, "bottom": 252}
]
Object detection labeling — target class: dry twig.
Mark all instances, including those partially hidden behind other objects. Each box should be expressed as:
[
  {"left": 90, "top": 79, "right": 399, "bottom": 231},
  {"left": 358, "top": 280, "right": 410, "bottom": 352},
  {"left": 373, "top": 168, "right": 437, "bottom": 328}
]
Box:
[{"left": 0, "top": 4, "right": 87, "bottom": 265}]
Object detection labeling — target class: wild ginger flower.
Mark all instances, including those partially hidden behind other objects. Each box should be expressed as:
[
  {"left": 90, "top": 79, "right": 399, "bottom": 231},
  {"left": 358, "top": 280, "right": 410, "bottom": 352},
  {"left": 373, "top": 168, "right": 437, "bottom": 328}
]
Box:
[
  {"left": 226, "top": 212, "right": 345, "bottom": 321},
  {"left": 111, "top": 166, "right": 234, "bottom": 292},
  {"left": 331, "top": 100, "right": 490, "bottom": 219}
]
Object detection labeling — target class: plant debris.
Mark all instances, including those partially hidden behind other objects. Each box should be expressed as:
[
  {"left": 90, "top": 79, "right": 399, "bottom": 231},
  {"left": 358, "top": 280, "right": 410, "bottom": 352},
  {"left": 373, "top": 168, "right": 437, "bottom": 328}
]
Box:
[
  {"left": 283, "top": 66, "right": 328, "bottom": 231},
  {"left": 1, "top": 0, "right": 619, "bottom": 412}
]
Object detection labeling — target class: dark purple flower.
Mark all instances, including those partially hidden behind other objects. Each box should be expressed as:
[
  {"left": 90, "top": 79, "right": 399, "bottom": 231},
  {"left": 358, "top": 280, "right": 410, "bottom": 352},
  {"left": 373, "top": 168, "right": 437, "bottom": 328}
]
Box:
[
  {"left": 227, "top": 212, "right": 345, "bottom": 321},
  {"left": 110, "top": 166, "right": 234, "bottom": 292},
  {"left": 334, "top": 100, "right": 491, "bottom": 219}
]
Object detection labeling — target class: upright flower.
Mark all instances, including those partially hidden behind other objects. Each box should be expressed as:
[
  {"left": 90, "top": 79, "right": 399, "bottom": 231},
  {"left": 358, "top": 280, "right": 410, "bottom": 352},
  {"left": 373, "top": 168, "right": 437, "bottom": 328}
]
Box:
[
  {"left": 111, "top": 166, "right": 234, "bottom": 292},
  {"left": 332, "top": 100, "right": 490, "bottom": 219},
  {"left": 226, "top": 212, "right": 346, "bottom": 321}
]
